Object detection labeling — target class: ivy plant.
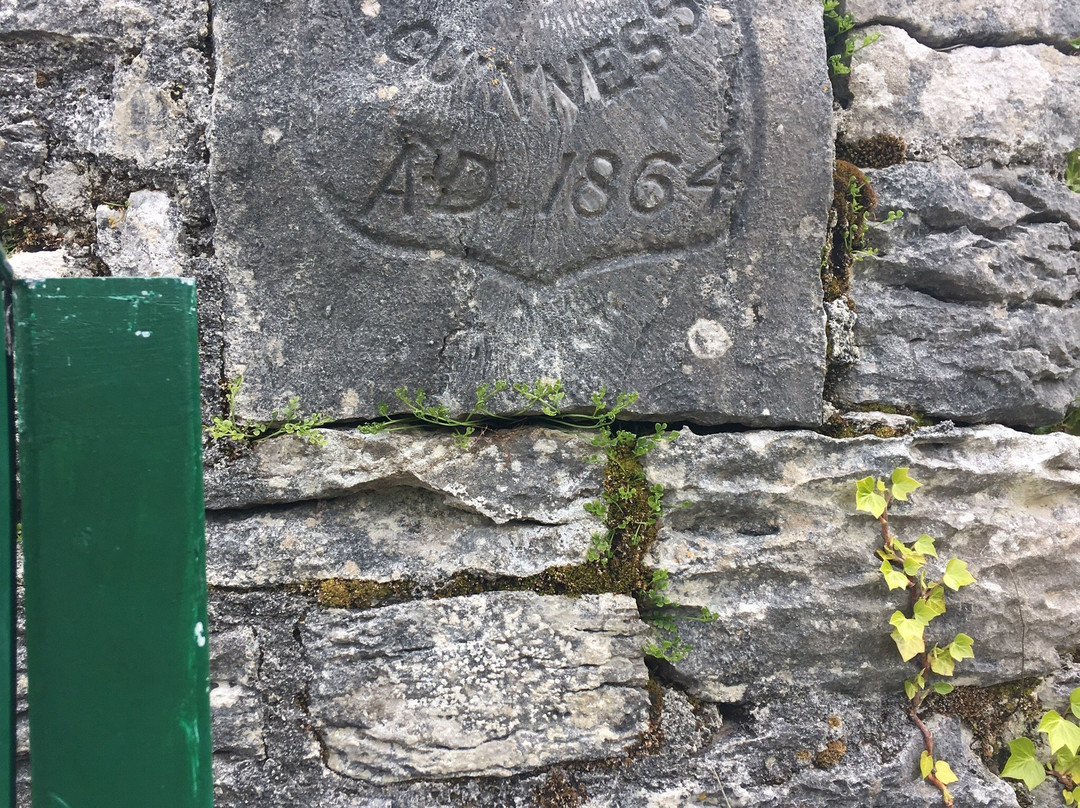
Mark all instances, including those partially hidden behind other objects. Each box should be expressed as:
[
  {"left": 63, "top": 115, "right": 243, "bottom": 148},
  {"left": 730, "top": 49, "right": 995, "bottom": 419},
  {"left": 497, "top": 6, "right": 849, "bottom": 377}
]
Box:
[
  {"left": 206, "top": 375, "right": 330, "bottom": 446},
  {"left": 857, "top": 468, "right": 977, "bottom": 808},
  {"left": 1066, "top": 148, "right": 1080, "bottom": 194},
  {"left": 1001, "top": 687, "right": 1080, "bottom": 804}
]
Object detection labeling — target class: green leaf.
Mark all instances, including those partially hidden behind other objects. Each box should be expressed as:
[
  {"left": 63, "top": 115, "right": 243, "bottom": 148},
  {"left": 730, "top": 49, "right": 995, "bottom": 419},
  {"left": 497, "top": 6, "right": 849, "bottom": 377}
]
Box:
[
  {"left": 913, "top": 534, "right": 938, "bottom": 557},
  {"left": 929, "top": 646, "right": 955, "bottom": 677},
  {"left": 1056, "top": 746, "right": 1080, "bottom": 779},
  {"left": 942, "top": 558, "right": 976, "bottom": 590},
  {"left": 948, "top": 633, "right": 974, "bottom": 662},
  {"left": 890, "top": 467, "right": 922, "bottom": 501},
  {"left": 920, "top": 750, "right": 933, "bottom": 778},
  {"left": 856, "top": 476, "right": 887, "bottom": 518},
  {"left": 935, "top": 760, "right": 958, "bottom": 785},
  {"left": 1001, "top": 737, "right": 1046, "bottom": 790},
  {"left": 880, "top": 560, "right": 910, "bottom": 591},
  {"left": 934, "top": 682, "right": 954, "bottom": 695},
  {"left": 912, "top": 599, "right": 939, "bottom": 625},
  {"left": 902, "top": 553, "right": 927, "bottom": 576},
  {"left": 889, "top": 611, "right": 925, "bottom": 661},
  {"left": 1065, "top": 786, "right": 1078, "bottom": 806},
  {"left": 904, "top": 678, "right": 918, "bottom": 700},
  {"left": 1039, "top": 710, "right": 1080, "bottom": 755},
  {"left": 924, "top": 585, "right": 947, "bottom": 617},
  {"left": 1071, "top": 687, "right": 1080, "bottom": 719}
]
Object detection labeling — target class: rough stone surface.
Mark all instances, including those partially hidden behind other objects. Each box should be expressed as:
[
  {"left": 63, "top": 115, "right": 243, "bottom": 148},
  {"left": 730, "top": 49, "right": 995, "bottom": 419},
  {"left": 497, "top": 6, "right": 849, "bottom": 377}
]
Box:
[
  {"left": 845, "top": 0, "right": 1080, "bottom": 48},
  {"left": 832, "top": 158, "right": 1080, "bottom": 425},
  {"left": 5, "top": 248, "right": 92, "bottom": 280},
  {"left": 211, "top": 0, "right": 831, "bottom": 426},
  {"left": 95, "top": 190, "right": 185, "bottom": 277},
  {"left": 209, "top": 625, "right": 265, "bottom": 759},
  {"left": 645, "top": 425, "right": 1080, "bottom": 701},
  {"left": 842, "top": 26, "right": 1080, "bottom": 169},
  {"left": 302, "top": 592, "right": 651, "bottom": 782},
  {"left": 205, "top": 427, "right": 603, "bottom": 586},
  {"left": 204, "top": 426, "right": 601, "bottom": 517}
]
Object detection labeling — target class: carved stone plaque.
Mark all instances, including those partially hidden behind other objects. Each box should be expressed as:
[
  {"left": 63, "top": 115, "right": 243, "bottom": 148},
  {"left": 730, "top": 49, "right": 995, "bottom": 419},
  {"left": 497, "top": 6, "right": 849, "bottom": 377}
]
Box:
[{"left": 212, "top": 0, "right": 832, "bottom": 424}]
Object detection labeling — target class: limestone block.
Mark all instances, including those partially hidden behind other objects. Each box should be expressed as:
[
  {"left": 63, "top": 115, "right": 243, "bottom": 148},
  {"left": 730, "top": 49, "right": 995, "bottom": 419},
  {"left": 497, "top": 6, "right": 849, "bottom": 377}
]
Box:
[
  {"left": 301, "top": 592, "right": 651, "bottom": 782},
  {"left": 211, "top": 0, "right": 833, "bottom": 426}
]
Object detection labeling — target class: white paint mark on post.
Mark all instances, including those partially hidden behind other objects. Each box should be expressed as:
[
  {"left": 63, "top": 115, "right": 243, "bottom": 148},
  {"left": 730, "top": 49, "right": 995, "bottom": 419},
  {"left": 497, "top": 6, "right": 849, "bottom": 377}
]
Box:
[{"left": 194, "top": 621, "right": 206, "bottom": 647}]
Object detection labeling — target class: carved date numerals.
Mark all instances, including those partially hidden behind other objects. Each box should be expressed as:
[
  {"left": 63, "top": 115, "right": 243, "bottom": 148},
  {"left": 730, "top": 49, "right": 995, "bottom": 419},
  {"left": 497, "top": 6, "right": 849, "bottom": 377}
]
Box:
[{"left": 544, "top": 149, "right": 723, "bottom": 219}]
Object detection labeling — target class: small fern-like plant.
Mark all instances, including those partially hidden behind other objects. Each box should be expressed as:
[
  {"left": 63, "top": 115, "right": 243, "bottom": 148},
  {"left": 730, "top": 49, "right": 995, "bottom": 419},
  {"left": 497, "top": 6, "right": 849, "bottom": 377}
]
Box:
[
  {"left": 359, "top": 380, "right": 636, "bottom": 447},
  {"left": 823, "top": 0, "right": 880, "bottom": 76},
  {"left": 206, "top": 375, "right": 330, "bottom": 446},
  {"left": 857, "top": 468, "right": 977, "bottom": 808},
  {"left": 1001, "top": 688, "right": 1080, "bottom": 804}
]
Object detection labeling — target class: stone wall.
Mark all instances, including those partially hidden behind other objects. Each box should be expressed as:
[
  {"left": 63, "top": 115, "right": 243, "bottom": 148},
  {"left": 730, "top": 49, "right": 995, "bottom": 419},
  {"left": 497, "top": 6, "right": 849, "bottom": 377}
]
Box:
[{"left": 3, "top": 1, "right": 1078, "bottom": 806}]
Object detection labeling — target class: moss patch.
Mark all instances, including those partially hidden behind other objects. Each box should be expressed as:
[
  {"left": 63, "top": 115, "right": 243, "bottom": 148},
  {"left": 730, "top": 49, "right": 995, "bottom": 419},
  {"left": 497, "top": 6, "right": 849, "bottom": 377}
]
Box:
[
  {"left": 813, "top": 739, "right": 847, "bottom": 769},
  {"left": 927, "top": 679, "right": 1042, "bottom": 763},
  {"left": 533, "top": 770, "right": 587, "bottom": 808},
  {"left": 822, "top": 160, "right": 877, "bottom": 305},
  {"left": 838, "top": 134, "right": 907, "bottom": 169}
]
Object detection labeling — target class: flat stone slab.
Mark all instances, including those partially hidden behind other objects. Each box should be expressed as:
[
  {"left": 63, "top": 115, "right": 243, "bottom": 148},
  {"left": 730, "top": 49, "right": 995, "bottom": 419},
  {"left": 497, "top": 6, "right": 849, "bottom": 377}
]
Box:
[
  {"left": 210, "top": 0, "right": 831, "bottom": 426},
  {"left": 301, "top": 592, "right": 651, "bottom": 782},
  {"left": 644, "top": 425, "right": 1080, "bottom": 701},
  {"left": 842, "top": 26, "right": 1080, "bottom": 169}
]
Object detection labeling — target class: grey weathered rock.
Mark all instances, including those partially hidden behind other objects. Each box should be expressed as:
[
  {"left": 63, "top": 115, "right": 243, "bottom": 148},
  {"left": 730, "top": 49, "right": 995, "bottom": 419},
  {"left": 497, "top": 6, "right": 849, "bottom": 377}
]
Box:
[
  {"left": 211, "top": 0, "right": 831, "bottom": 426},
  {"left": 205, "top": 428, "right": 603, "bottom": 586},
  {"left": 645, "top": 425, "right": 1080, "bottom": 702},
  {"left": 204, "top": 426, "right": 601, "bottom": 520},
  {"left": 95, "top": 190, "right": 185, "bottom": 277},
  {"left": 209, "top": 625, "right": 265, "bottom": 758},
  {"left": 302, "top": 592, "right": 651, "bottom": 782},
  {"left": 4, "top": 248, "right": 92, "bottom": 280},
  {"left": 845, "top": 0, "right": 1080, "bottom": 48},
  {"left": 832, "top": 159, "right": 1080, "bottom": 425},
  {"left": 842, "top": 27, "right": 1080, "bottom": 169}
]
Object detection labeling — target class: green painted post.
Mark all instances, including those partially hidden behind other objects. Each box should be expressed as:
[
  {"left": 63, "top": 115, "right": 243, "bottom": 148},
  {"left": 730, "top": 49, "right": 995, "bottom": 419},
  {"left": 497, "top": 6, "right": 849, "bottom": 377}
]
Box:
[
  {"left": 13, "top": 278, "right": 212, "bottom": 808},
  {"left": 0, "top": 249, "right": 15, "bottom": 808}
]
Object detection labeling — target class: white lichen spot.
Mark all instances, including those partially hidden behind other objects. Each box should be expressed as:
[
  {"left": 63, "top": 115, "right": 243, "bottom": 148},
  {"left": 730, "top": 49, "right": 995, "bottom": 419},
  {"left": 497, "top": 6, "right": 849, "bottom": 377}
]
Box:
[
  {"left": 194, "top": 621, "right": 206, "bottom": 647},
  {"left": 707, "top": 5, "right": 733, "bottom": 24},
  {"left": 341, "top": 388, "right": 360, "bottom": 411},
  {"left": 342, "top": 560, "right": 362, "bottom": 578},
  {"left": 428, "top": 249, "right": 446, "bottom": 259},
  {"left": 681, "top": 364, "right": 693, "bottom": 375},
  {"left": 533, "top": 437, "right": 558, "bottom": 455},
  {"left": 360, "top": 0, "right": 381, "bottom": 16},
  {"left": 262, "top": 126, "right": 283, "bottom": 145},
  {"left": 377, "top": 85, "right": 400, "bottom": 100},
  {"left": 374, "top": 52, "right": 389, "bottom": 66},
  {"left": 687, "top": 319, "right": 733, "bottom": 359}
]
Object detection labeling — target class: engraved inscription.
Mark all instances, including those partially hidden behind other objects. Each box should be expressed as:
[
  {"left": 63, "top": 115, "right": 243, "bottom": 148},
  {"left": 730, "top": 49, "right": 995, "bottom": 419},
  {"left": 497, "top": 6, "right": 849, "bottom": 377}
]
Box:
[{"left": 293, "top": 0, "right": 742, "bottom": 280}]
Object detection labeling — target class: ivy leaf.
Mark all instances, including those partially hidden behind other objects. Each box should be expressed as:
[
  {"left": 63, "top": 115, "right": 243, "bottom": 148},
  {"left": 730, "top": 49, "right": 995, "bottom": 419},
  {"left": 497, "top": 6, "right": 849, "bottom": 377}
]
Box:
[
  {"left": 934, "top": 682, "right": 955, "bottom": 695},
  {"left": 929, "top": 646, "right": 955, "bottom": 677},
  {"left": 934, "top": 760, "right": 958, "bottom": 785},
  {"left": 903, "top": 553, "right": 928, "bottom": 576},
  {"left": 1039, "top": 710, "right": 1080, "bottom": 755},
  {"left": 942, "top": 559, "right": 976, "bottom": 590},
  {"left": 889, "top": 611, "right": 925, "bottom": 661},
  {"left": 914, "top": 533, "right": 938, "bottom": 557},
  {"left": 905, "top": 678, "right": 919, "bottom": 700},
  {"left": 880, "top": 560, "right": 911, "bottom": 591},
  {"left": 924, "top": 585, "right": 947, "bottom": 617},
  {"left": 856, "top": 476, "right": 887, "bottom": 518},
  {"left": 1001, "top": 737, "right": 1047, "bottom": 790},
  {"left": 890, "top": 467, "right": 922, "bottom": 501},
  {"left": 1057, "top": 746, "right": 1080, "bottom": 779},
  {"left": 949, "top": 633, "right": 975, "bottom": 662},
  {"left": 1065, "top": 786, "right": 1079, "bottom": 806},
  {"left": 920, "top": 750, "right": 933, "bottom": 778},
  {"left": 1071, "top": 687, "right": 1080, "bottom": 719},
  {"left": 912, "top": 599, "right": 939, "bottom": 625}
]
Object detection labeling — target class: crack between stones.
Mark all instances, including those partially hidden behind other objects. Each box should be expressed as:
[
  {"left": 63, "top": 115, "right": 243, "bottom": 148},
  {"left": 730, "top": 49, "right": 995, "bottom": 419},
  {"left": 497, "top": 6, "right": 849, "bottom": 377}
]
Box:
[{"left": 851, "top": 19, "right": 1080, "bottom": 55}]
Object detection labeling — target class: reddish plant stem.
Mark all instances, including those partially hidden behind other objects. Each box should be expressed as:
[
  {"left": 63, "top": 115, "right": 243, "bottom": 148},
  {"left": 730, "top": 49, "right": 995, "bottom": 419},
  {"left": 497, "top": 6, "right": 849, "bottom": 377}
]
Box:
[
  {"left": 1050, "top": 769, "right": 1077, "bottom": 790},
  {"left": 881, "top": 500, "right": 953, "bottom": 808}
]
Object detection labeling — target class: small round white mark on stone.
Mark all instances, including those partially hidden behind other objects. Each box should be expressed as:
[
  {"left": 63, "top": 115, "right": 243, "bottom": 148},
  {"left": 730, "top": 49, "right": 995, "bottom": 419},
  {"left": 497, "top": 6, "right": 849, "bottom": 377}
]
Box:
[
  {"left": 428, "top": 249, "right": 446, "bottom": 259},
  {"left": 687, "top": 319, "right": 732, "bottom": 359},
  {"left": 374, "top": 52, "right": 389, "bottom": 66},
  {"left": 261, "top": 126, "right": 283, "bottom": 145},
  {"left": 377, "top": 85, "right": 399, "bottom": 100},
  {"left": 360, "top": 0, "right": 381, "bottom": 16},
  {"left": 194, "top": 622, "right": 206, "bottom": 648}
]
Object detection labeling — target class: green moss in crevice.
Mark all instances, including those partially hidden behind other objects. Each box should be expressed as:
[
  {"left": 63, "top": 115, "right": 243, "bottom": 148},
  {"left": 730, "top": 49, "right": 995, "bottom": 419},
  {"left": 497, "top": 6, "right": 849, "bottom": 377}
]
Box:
[
  {"left": 926, "top": 678, "right": 1042, "bottom": 763},
  {"left": 837, "top": 133, "right": 908, "bottom": 169},
  {"left": 822, "top": 159, "right": 877, "bottom": 305}
]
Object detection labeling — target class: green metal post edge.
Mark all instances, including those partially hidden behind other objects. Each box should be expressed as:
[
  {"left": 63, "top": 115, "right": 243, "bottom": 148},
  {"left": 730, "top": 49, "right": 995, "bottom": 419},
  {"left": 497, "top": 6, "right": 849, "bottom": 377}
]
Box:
[{"left": 0, "top": 247, "right": 15, "bottom": 808}]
